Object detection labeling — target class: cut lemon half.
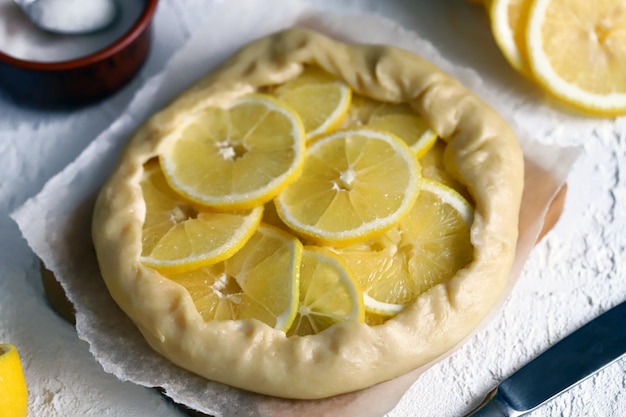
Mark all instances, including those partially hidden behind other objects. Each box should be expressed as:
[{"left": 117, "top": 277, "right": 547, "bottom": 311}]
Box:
[
  {"left": 140, "top": 163, "right": 263, "bottom": 274},
  {"left": 0, "top": 344, "right": 28, "bottom": 417},
  {"left": 287, "top": 246, "right": 364, "bottom": 336},
  {"left": 160, "top": 94, "right": 306, "bottom": 209},
  {"left": 275, "top": 128, "right": 421, "bottom": 246},
  {"left": 488, "top": 0, "right": 532, "bottom": 74},
  {"left": 274, "top": 66, "right": 352, "bottom": 139},
  {"left": 526, "top": 0, "right": 626, "bottom": 115},
  {"left": 331, "top": 179, "right": 474, "bottom": 316},
  {"left": 165, "top": 224, "right": 302, "bottom": 331}
]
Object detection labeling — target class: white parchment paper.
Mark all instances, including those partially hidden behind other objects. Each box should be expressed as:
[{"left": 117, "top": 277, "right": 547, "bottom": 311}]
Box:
[{"left": 12, "top": 1, "right": 579, "bottom": 416}]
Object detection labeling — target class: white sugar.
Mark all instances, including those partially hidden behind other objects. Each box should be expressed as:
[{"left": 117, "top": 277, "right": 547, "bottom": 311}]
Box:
[
  {"left": 31, "top": 0, "right": 117, "bottom": 34},
  {"left": 0, "top": 0, "right": 143, "bottom": 62}
]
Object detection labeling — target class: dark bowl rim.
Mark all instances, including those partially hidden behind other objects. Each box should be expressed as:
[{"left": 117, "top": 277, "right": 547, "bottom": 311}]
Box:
[{"left": 0, "top": 0, "right": 159, "bottom": 71}]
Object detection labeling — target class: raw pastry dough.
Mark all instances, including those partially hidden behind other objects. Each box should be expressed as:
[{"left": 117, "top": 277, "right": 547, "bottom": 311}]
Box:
[{"left": 92, "top": 28, "right": 524, "bottom": 399}]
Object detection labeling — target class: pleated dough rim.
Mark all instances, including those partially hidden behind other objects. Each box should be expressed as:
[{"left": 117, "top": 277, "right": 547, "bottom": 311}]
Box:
[{"left": 92, "top": 28, "right": 524, "bottom": 400}]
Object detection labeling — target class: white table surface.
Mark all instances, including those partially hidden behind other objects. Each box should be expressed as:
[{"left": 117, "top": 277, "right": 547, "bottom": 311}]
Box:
[{"left": 1, "top": 1, "right": 625, "bottom": 416}]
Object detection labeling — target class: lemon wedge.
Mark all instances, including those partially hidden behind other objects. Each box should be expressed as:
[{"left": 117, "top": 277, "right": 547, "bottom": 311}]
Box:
[{"left": 0, "top": 344, "right": 28, "bottom": 417}]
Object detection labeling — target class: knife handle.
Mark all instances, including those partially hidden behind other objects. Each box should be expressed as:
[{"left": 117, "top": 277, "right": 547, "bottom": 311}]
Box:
[{"left": 465, "top": 388, "right": 521, "bottom": 417}]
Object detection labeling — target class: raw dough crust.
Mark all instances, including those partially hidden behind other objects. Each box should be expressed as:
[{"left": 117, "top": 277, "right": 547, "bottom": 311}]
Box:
[{"left": 92, "top": 28, "right": 524, "bottom": 400}]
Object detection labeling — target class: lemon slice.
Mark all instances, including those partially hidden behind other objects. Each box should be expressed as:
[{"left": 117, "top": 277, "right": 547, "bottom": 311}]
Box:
[
  {"left": 139, "top": 163, "right": 263, "bottom": 274},
  {"left": 365, "top": 102, "right": 438, "bottom": 158},
  {"left": 488, "top": 0, "right": 532, "bottom": 74},
  {"left": 275, "top": 128, "right": 421, "bottom": 246},
  {"left": 342, "top": 95, "right": 437, "bottom": 157},
  {"left": 0, "top": 344, "right": 28, "bottom": 417},
  {"left": 331, "top": 179, "right": 474, "bottom": 316},
  {"left": 287, "top": 246, "right": 364, "bottom": 336},
  {"left": 420, "top": 139, "right": 470, "bottom": 199},
  {"left": 165, "top": 224, "right": 302, "bottom": 331},
  {"left": 337, "top": 94, "right": 380, "bottom": 127},
  {"left": 274, "top": 67, "right": 352, "bottom": 139},
  {"left": 526, "top": 0, "right": 626, "bottom": 115},
  {"left": 160, "top": 94, "right": 306, "bottom": 209}
]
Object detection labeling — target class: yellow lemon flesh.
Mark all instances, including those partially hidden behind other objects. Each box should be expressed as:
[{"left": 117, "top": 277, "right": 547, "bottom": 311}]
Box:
[
  {"left": 287, "top": 246, "right": 364, "bottom": 336},
  {"left": 165, "top": 224, "right": 302, "bottom": 331},
  {"left": 419, "top": 139, "right": 471, "bottom": 201},
  {"left": 526, "top": 0, "right": 626, "bottom": 115},
  {"left": 0, "top": 344, "right": 28, "bottom": 417},
  {"left": 330, "top": 179, "right": 474, "bottom": 316},
  {"left": 343, "top": 95, "right": 438, "bottom": 157},
  {"left": 140, "top": 162, "right": 263, "bottom": 274},
  {"left": 160, "top": 94, "right": 306, "bottom": 209},
  {"left": 275, "top": 128, "right": 421, "bottom": 246},
  {"left": 274, "top": 66, "right": 352, "bottom": 139}
]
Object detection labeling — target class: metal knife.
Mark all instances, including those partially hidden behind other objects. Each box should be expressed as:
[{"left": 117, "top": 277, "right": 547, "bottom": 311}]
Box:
[{"left": 466, "top": 299, "right": 626, "bottom": 417}]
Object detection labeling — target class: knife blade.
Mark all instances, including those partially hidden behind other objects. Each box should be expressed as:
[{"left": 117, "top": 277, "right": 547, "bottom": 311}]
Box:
[{"left": 466, "top": 299, "right": 626, "bottom": 417}]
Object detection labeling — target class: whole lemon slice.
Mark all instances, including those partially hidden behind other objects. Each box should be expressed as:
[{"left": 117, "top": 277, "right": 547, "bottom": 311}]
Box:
[
  {"left": 160, "top": 94, "right": 306, "bottom": 209},
  {"left": 139, "top": 162, "right": 263, "bottom": 274},
  {"left": 275, "top": 128, "right": 421, "bottom": 246},
  {"left": 487, "top": 0, "right": 532, "bottom": 74},
  {"left": 274, "top": 66, "right": 352, "bottom": 140},
  {"left": 164, "top": 224, "right": 302, "bottom": 331},
  {"left": 331, "top": 179, "right": 474, "bottom": 316},
  {"left": 0, "top": 344, "right": 28, "bottom": 417},
  {"left": 526, "top": 0, "right": 626, "bottom": 115},
  {"left": 287, "top": 246, "right": 364, "bottom": 336}
]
